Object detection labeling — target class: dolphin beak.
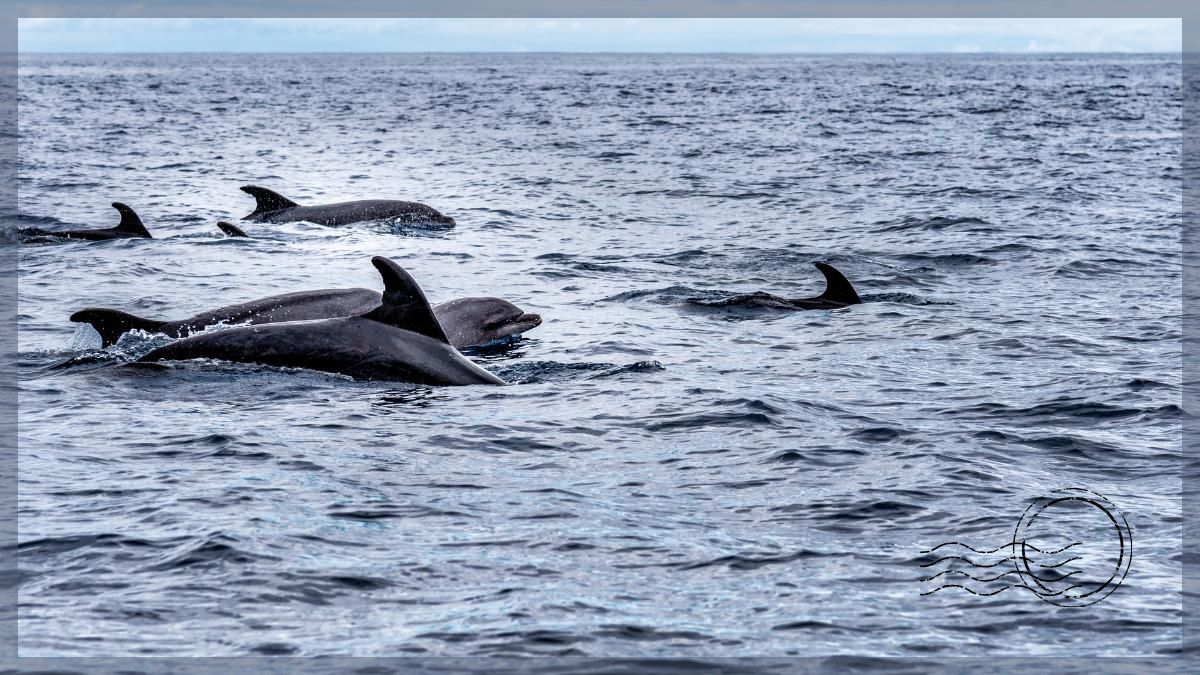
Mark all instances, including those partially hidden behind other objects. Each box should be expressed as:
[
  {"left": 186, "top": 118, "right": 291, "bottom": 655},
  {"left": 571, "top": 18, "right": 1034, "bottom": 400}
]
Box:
[{"left": 496, "top": 312, "right": 541, "bottom": 338}]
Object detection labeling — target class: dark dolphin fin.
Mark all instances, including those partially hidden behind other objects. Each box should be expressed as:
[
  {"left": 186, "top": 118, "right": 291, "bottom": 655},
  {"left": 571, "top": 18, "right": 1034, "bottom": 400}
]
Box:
[
  {"left": 361, "top": 256, "right": 451, "bottom": 343},
  {"left": 70, "top": 308, "right": 167, "bottom": 347},
  {"left": 216, "top": 221, "right": 248, "bottom": 237},
  {"left": 240, "top": 185, "right": 299, "bottom": 219},
  {"left": 815, "top": 262, "right": 862, "bottom": 305},
  {"left": 111, "top": 202, "right": 152, "bottom": 238}
]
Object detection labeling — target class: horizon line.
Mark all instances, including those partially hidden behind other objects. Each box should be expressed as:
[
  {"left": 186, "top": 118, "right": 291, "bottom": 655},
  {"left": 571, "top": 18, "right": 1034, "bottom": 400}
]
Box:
[{"left": 17, "top": 49, "right": 1184, "bottom": 55}]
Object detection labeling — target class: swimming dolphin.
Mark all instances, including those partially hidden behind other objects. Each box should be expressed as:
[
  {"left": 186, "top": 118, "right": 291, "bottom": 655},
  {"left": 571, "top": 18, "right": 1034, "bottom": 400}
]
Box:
[
  {"left": 782, "top": 262, "right": 862, "bottom": 309},
  {"left": 138, "top": 257, "right": 505, "bottom": 386},
  {"left": 21, "top": 202, "right": 153, "bottom": 241},
  {"left": 216, "top": 221, "right": 249, "bottom": 237},
  {"left": 695, "top": 262, "right": 862, "bottom": 310},
  {"left": 239, "top": 186, "right": 456, "bottom": 227},
  {"left": 73, "top": 288, "right": 381, "bottom": 348},
  {"left": 72, "top": 288, "right": 541, "bottom": 350}
]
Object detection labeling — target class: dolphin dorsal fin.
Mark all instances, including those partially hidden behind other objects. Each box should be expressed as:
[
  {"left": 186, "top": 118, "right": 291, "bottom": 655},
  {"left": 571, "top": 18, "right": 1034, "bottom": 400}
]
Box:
[
  {"left": 111, "top": 202, "right": 151, "bottom": 237},
  {"left": 361, "top": 257, "right": 451, "bottom": 343},
  {"left": 240, "top": 185, "right": 298, "bottom": 217},
  {"left": 216, "top": 221, "right": 248, "bottom": 237},
  {"left": 815, "top": 262, "right": 862, "bottom": 305}
]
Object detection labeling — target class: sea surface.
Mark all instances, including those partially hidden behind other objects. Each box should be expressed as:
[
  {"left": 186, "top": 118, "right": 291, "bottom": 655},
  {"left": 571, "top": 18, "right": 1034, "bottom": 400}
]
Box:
[{"left": 9, "top": 53, "right": 1183, "bottom": 659}]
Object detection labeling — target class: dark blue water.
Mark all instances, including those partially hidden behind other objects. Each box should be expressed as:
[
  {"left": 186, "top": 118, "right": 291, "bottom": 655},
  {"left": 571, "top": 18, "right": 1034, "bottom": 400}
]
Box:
[{"left": 11, "top": 53, "right": 1182, "bottom": 657}]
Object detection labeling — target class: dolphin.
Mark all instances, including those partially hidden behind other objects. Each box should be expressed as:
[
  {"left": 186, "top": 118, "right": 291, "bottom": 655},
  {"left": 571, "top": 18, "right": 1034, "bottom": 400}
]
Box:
[
  {"left": 781, "top": 262, "right": 862, "bottom": 309},
  {"left": 216, "top": 221, "right": 249, "bottom": 237},
  {"left": 239, "top": 186, "right": 456, "bottom": 227},
  {"left": 138, "top": 257, "right": 505, "bottom": 386},
  {"left": 21, "top": 202, "right": 153, "bottom": 241},
  {"left": 694, "top": 262, "right": 862, "bottom": 310},
  {"left": 73, "top": 288, "right": 382, "bottom": 348},
  {"left": 72, "top": 289, "right": 541, "bottom": 350}
]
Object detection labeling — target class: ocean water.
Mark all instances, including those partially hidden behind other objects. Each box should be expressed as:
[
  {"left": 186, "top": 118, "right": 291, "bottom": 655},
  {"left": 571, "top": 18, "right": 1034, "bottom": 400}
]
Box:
[{"left": 10, "top": 53, "right": 1182, "bottom": 658}]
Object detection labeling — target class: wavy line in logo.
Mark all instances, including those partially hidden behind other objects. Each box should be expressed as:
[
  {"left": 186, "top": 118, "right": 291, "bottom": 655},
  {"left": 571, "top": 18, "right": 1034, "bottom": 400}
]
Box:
[{"left": 919, "top": 488, "right": 1132, "bottom": 607}]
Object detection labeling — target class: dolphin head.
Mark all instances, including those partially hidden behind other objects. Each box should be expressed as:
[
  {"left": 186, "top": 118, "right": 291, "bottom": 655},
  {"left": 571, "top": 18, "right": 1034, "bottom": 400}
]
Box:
[
  {"left": 478, "top": 298, "right": 542, "bottom": 340},
  {"left": 417, "top": 204, "right": 456, "bottom": 226},
  {"left": 434, "top": 296, "right": 542, "bottom": 349}
]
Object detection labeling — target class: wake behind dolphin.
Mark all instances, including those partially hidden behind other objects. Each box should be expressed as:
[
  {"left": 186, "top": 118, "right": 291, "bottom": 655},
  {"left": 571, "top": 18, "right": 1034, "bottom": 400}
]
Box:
[
  {"left": 138, "top": 257, "right": 505, "bottom": 386},
  {"left": 20, "top": 202, "right": 153, "bottom": 241},
  {"left": 240, "top": 186, "right": 456, "bottom": 227}
]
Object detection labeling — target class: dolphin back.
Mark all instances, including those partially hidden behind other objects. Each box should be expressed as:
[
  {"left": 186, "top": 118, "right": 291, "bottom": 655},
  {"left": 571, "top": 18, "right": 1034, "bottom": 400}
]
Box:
[{"left": 138, "top": 317, "right": 504, "bottom": 386}]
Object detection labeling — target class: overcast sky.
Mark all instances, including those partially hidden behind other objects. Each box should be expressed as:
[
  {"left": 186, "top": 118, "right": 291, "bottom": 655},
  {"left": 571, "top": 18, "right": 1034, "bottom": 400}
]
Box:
[{"left": 17, "top": 18, "right": 1183, "bottom": 53}]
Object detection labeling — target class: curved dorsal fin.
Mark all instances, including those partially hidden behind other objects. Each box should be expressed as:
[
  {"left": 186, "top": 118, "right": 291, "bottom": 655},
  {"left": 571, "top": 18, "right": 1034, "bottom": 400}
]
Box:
[
  {"left": 361, "top": 257, "right": 450, "bottom": 343},
  {"left": 216, "top": 221, "right": 248, "bottom": 237},
  {"left": 111, "top": 202, "right": 152, "bottom": 237},
  {"left": 815, "top": 262, "right": 862, "bottom": 305},
  {"left": 240, "top": 185, "right": 299, "bottom": 218}
]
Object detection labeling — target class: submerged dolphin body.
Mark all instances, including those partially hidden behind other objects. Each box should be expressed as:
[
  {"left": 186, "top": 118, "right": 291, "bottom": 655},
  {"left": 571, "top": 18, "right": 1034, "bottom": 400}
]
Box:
[
  {"left": 138, "top": 257, "right": 505, "bottom": 386},
  {"left": 72, "top": 289, "right": 541, "bottom": 351},
  {"left": 239, "top": 186, "right": 455, "bottom": 227},
  {"left": 21, "top": 202, "right": 153, "bottom": 241}
]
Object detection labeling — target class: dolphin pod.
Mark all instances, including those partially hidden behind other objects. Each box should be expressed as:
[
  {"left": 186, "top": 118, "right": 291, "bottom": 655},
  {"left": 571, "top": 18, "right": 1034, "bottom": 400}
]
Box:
[
  {"left": 21, "top": 202, "right": 153, "bottom": 241},
  {"left": 31, "top": 184, "right": 876, "bottom": 388},
  {"left": 138, "top": 257, "right": 505, "bottom": 386},
  {"left": 71, "top": 288, "right": 542, "bottom": 351},
  {"left": 240, "top": 186, "right": 456, "bottom": 227}
]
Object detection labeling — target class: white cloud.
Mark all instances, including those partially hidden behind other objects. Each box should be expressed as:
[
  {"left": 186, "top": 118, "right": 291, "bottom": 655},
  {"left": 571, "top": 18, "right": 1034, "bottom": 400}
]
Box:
[{"left": 15, "top": 18, "right": 1184, "bottom": 53}]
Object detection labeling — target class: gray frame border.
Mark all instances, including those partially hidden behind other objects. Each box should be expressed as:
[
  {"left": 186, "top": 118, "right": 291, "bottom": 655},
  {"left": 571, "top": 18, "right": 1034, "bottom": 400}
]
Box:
[{"left": 1, "top": 2, "right": 1192, "bottom": 672}]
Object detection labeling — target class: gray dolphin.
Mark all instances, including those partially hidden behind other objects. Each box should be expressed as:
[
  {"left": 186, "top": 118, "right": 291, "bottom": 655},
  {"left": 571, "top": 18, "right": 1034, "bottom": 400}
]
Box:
[
  {"left": 240, "top": 186, "right": 455, "bottom": 227},
  {"left": 21, "top": 202, "right": 153, "bottom": 241},
  {"left": 138, "top": 257, "right": 505, "bottom": 386},
  {"left": 72, "top": 288, "right": 541, "bottom": 350}
]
